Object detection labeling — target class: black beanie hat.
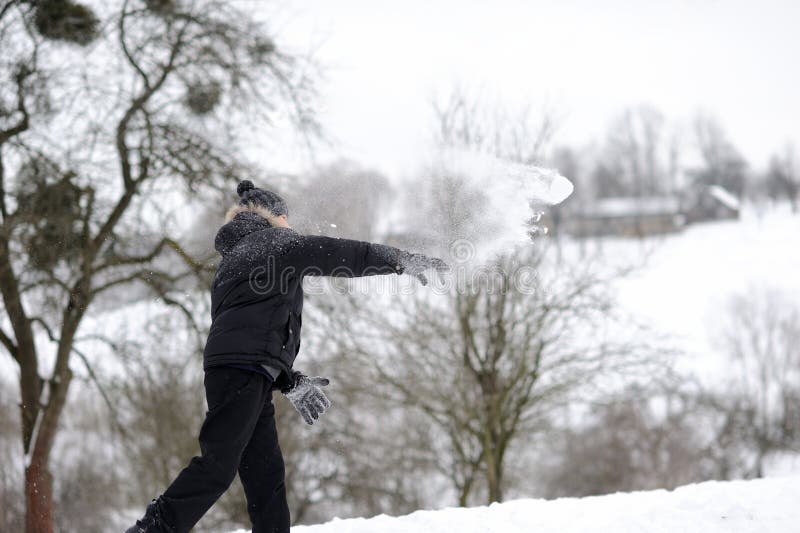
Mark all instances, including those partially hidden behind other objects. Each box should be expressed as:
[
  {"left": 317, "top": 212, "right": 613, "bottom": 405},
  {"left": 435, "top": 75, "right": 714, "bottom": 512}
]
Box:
[{"left": 237, "top": 180, "right": 288, "bottom": 217}]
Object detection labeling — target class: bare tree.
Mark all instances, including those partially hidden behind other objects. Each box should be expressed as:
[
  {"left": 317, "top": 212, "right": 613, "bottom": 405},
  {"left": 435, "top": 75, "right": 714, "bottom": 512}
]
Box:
[
  {"left": 431, "top": 86, "right": 558, "bottom": 166},
  {"left": 594, "top": 105, "right": 673, "bottom": 198},
  {"left": 689, "top": 113, "right": 748, "bottom": 197},
  {"left": 307, "top": 89, "right": 659, "bottom": 506},
  {"left": 324, "top": 243, "right": 658, "bottom": 506},
  {"left": 541, "top": 382, "right": 716, "bottom": 498},
  {"left": 714, "top": 286, "right": 800, "bottom": 475},
  {"left": 109, "top": 317, "right": 206, "bottom": 508},
  {"left": 766, "top": 144, "right": 799, "bottom": 212},
  {"left": 0, "top": 2, "right": 317, "bottom": 531},
  {"left": 50, "top": 387, "right": 125, "bottom": 532}
]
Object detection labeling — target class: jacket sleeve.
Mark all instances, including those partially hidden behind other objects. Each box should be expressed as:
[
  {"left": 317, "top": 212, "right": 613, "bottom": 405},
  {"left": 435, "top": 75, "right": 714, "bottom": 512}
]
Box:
[{"left": 277, "top": 232, "right": 406, "bottom": 278}]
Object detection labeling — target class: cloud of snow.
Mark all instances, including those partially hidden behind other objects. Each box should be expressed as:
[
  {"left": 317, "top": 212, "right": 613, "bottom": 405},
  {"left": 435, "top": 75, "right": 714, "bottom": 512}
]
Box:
[{"left": 420, "top": 147, "right": 574, "bottom": 264}]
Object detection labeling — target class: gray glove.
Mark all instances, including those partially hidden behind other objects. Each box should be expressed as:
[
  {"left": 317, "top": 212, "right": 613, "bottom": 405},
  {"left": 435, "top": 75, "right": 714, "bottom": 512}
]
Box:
[
  {"left": 280, "top": 370, "right": 331, "bottom": 425},
  {"left": 396, "top": 251, "right": 450, "bottom": 285}
]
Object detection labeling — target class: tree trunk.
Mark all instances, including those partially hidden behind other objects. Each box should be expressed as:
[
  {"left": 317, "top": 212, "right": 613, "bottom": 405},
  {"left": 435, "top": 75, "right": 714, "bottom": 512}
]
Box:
[
  {"left": 482, "top": 435, "right": 503, "bottom": 503},
  {"left": 458, "top": 474, "right": 475, "bottom": 507},
  {"left": 485, "top": 457, "right": 503, "bottom": 503},
  {"left": 23, "top": 365, "right": 73, "bottom": 533},
  {"left": 25, "top": 460, "right": 53, "bottom": 533}
]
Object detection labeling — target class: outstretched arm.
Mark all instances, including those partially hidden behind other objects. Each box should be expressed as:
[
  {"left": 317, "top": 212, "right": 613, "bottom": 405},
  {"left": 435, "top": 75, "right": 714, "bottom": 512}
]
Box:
[{"left": 277, "top": 231, "right": 448, "bottom": 284}]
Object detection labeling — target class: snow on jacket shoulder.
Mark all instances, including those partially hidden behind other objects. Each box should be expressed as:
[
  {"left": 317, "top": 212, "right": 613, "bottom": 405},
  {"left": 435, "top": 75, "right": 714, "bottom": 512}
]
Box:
[{"left": 203, "top": 210, "right": 402, "bottom": 377}]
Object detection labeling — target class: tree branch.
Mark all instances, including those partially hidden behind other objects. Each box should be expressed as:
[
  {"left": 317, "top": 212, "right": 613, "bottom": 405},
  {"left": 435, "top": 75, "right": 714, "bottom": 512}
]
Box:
[
  {"left": 0, "top": 145, "right": 6, "bottom": 221},
  {"left": 92, "top": 236, "right": 215, "bottom": 276},
  {"left": 29, "top": 316, "right": 55, "bottom": 339},
  {"left": 0, "top": 1, "right": 18, "bottom": 22},
  {"left": 0, "top": 57, "right": 34, "bottom": 221},
  {"left": 0, "top": 61, "right": 31, "bottom": 144},
  {"left": 0, "top": 223, "right": 39, "bottom": 452},
  {"left": 92, "top": 18, "right": 190, "bottom": 256},
  {"left": 0, "top": 325, "right": 18, "bottom": 363},
  {"left": 118, "top": 0, "right": 151, "bottom": 90},
  {"left": 92, "top": 267, "right": 206, "bottom": 348},
  {"left": 71, "top": 344, "right": 131, "bottom": 439}
]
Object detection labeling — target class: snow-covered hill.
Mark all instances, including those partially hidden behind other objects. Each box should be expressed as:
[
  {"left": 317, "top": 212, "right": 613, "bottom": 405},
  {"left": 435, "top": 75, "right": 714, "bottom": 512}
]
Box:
[
  {"left": 612, "top": 206, "right": 800, "bottom": 381},
  {"left": 232, "top": 475, "right": 799, "bottom": 533}
]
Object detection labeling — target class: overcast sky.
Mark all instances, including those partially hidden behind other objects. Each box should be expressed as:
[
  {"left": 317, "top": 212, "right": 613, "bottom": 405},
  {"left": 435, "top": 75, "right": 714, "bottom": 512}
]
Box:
[{"left": 260, "top": 0, "right": 799, "bottom": 178}]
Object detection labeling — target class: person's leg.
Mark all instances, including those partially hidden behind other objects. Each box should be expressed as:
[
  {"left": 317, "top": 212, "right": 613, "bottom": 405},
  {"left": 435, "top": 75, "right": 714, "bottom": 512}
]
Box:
[
  {"left": 238, "top": 386, "right": 291, "bottom": 533},
  {"left": 158, "top": 367, "right": 267, "bottom": 532}
]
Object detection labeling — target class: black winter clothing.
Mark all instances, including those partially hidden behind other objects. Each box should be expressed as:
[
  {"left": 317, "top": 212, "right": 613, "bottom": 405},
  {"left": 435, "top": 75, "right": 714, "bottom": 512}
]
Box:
[
  {"left": 158, "top": 367, "right": 288, "bottom": 533},
  {"left": 202, "top": 211, "right": 404, "bottom": 379},
  {"left": 128, "top": 210, "right": 441, "bottom": 533},
  {"left": 237, "top": 179, "right": 289, "bottom": 216}
]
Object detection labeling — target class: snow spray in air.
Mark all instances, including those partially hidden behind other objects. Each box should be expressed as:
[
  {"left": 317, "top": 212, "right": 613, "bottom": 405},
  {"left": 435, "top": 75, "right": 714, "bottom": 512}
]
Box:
[{"left": 413, "top": 147, "right": 574, "bottom": 266}]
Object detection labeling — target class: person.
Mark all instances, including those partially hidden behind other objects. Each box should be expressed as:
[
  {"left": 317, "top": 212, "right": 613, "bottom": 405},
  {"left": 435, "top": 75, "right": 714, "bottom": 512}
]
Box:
[{"left": 126, "top": 180, "right": 449, "bottom": 533}]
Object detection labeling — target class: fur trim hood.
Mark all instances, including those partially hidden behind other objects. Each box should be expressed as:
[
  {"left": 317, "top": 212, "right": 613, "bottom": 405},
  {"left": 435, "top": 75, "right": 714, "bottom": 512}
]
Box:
[
  {"left": 224, "top": 202, "right": 283, "bottom": 226},
  {"left": 214, "top": 204, "right": 282, "bottom": 256}
]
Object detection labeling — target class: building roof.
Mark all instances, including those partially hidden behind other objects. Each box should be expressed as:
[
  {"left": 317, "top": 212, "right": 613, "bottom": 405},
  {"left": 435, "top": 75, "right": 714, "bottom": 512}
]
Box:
[{"left": 708, "top": 185, "right": 741, "bottom": 211}]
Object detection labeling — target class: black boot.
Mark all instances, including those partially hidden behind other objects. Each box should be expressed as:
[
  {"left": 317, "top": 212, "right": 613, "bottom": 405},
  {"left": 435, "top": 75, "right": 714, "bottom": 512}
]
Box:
[{"left": 125, "top": 496, "right": 176, "bottom": 533}]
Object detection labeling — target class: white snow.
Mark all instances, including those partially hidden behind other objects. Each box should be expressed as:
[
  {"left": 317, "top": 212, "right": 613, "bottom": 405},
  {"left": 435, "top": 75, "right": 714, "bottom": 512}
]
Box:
[
  {"left": 435, "top": 147, "right": 574, "bottom": 206},
  {"left": 612, "top": 205, "right": 800, "bottom": 381},
  {"left": 412, "top": 147, "right": 574, "bottom": 264},
  {"left": 230, "top": 475, "right": 800, "bottom": 533}
]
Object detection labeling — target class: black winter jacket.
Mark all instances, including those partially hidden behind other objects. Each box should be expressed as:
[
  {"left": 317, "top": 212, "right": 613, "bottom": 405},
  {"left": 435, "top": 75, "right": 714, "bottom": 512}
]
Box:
[{"left": 203, "top": 211, "right": 403, "bottom": 384}]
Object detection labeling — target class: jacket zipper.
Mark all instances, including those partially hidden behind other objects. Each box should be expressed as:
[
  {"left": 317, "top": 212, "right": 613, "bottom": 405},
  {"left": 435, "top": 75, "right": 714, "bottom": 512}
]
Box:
[{"left": 282, "top": 311, "right": 293, "bottom": 350}]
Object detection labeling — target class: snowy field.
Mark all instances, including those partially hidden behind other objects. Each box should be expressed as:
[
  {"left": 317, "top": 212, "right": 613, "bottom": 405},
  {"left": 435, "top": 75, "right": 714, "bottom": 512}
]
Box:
[
  {"left": 231, "top": 475, "right": 800, "bottom": 533},
  {"left": 612, "top": 205, "right": 800, "bottom": 381}
]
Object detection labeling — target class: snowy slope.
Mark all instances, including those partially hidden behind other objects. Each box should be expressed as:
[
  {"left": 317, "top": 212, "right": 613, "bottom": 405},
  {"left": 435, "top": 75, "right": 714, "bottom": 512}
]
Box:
[
  {"left": 612, "top": 206, "right": 800, "bottom": 381},
  {"left": 232, "top": 476, "right": 799, "bottom": 533}
]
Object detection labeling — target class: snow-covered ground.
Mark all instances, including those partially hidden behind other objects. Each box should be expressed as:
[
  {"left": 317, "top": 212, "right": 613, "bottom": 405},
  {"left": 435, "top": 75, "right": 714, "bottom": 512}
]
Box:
[
  {"left": 231, "top": 475, "right": 800, "bottom": 533},
  {"left": 613, "top": 205, "right": 800, "bottom": 381}
]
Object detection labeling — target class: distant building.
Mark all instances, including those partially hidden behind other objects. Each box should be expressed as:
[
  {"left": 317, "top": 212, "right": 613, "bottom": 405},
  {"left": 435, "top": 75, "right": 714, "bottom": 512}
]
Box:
[
  {"left": 567, "top": 196, "right": 685, "bottom": 238},
  {"left": 681, "top": 184, "right": 741, "bottom": 224},
  {"left": 566, "top": 185, "right": 741, "bottom": 239}
]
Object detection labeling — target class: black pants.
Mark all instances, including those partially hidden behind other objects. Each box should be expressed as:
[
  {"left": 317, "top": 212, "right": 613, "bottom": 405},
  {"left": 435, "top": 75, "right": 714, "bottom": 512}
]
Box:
[{"left": 159, "top": 367, "right": 290, "bottom": 533}]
